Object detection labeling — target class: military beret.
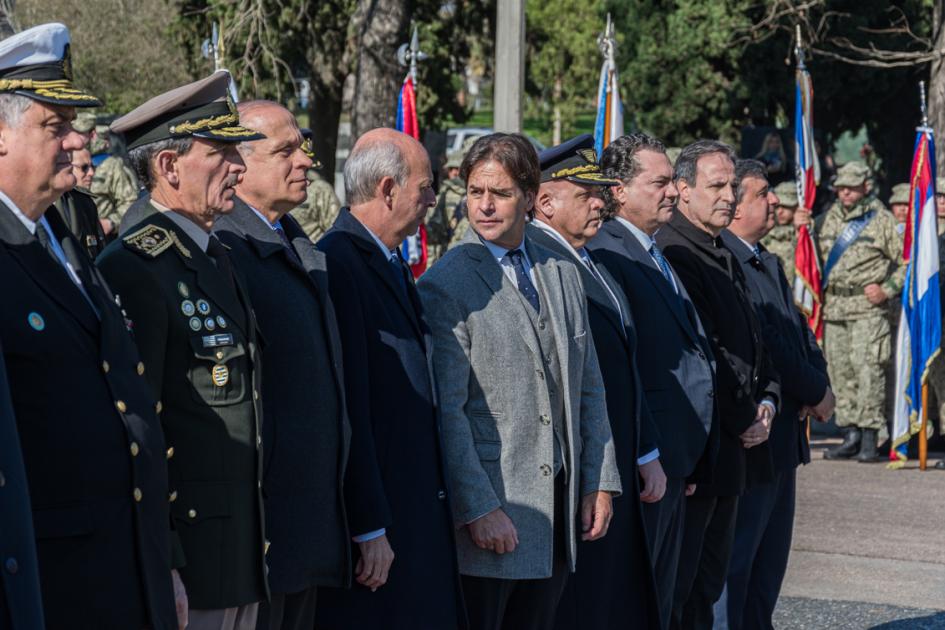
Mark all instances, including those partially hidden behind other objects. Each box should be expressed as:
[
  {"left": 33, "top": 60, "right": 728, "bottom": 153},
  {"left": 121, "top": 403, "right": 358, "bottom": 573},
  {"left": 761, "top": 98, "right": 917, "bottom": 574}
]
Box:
[
  {"left": 0, "top": 23, "right": 100, "bottom": 107},
  {"left": 936, "top": 177, "right": 945, "bottom": 194},
  {"left": 773, "top": 181, "right": 798, "bottom": 207},
  {"left": 834, "top": 160, "right": 870, "bottom": 188},
  {"left": 111, "top": 71, "right": 263, "bottom": 151},
  {"left": 889, "top": 183, "right": 911, "bottom": 205},
  {"left": 298, "top": 127, "right": 323, "bottom": 169},
  {"left": 539, "top": 134, "right": 620, "bottom": 186}
]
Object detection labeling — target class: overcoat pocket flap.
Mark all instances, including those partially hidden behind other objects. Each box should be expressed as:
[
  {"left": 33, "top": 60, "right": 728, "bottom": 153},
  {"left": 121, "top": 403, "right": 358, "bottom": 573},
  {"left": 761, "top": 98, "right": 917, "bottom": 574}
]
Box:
[{"left": 172, "top": 484, "right": 231, "bottom": 524}]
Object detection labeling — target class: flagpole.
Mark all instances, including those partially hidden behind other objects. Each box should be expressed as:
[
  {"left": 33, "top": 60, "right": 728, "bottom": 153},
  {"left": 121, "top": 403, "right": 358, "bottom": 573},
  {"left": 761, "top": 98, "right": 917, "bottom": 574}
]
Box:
[{"left": 919, "top": 80, "right": 930, "bottom": 471}]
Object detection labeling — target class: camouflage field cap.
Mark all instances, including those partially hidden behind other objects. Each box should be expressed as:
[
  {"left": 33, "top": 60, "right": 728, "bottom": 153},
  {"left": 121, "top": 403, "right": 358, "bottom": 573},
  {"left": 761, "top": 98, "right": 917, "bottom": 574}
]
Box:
[
  {"left": 889, "top": 183, "right": 910, "bottom": 205},
  {"left": 834, "top": 161, "right": 870, "bottom": 188},
  {"left": 111, "top": 71, "right": 263, "bottom": 150},
  {"left": 0, "top": 23, "right": 101, "bottom": 107},
  {"left": 937, "top": 177, "right": 945, "bottom": 195},
  {"left": 773, "top": 181, "right": 798, "bottom": 207},
  {"left": 445, "top": 151, "right": 463, "bottom": 169},
  {"left": 72, "top": 110, "right": 96, "bottom": 134}
]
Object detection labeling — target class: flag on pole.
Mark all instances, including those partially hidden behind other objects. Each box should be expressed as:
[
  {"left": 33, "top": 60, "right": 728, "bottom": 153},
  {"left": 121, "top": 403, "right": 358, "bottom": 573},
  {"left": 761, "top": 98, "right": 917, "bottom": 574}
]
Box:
[
  {"left": 395, "top": 75, "right": 427, "bottom": 277},
  {"left": 890, "top": 126, "right": 940, "bottom": 464},
  {"left": 593, "top": 17, "right": 623, "bottom": 157},
  {"left": 792, "top": 47, "right": 824, "bottom": 340}
]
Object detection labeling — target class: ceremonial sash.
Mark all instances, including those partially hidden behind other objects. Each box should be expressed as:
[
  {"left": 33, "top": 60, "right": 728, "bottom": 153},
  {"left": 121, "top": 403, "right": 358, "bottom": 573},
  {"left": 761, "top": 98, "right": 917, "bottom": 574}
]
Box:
[{"left": 822, "top": 210, "right": 875, "bottom": 288}]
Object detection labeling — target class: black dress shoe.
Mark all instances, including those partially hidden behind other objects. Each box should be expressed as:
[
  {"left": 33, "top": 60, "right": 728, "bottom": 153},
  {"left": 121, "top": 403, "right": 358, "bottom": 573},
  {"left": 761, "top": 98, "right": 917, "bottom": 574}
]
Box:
[
  {"left": 825, "top": 427, "right": 861, "bottom": 460},
  {"left": 856, "top": 429, "right": 882, "bottom": 463}
]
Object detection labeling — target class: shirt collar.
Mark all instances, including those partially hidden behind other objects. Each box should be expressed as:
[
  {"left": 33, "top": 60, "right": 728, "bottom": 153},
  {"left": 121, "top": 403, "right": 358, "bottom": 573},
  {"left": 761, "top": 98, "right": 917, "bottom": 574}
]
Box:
[
  {"left": 357, "top": 218, "right": 397, "bottom": 259},
  {"left": 0, "top": 188, "right": 36, "bottom": 234},
  {"left": 151, "top": 199, "right": 211, "bottom": 253},
  {"left": 614, "top": 216, "right": 657, "bottom": 252},
  {"left": 248, "top": 204, "right": 281, "bottom": 232},
  {"left": 532, "top": 219, "right": 588, "bottom": 263},
  {"left": 480, "top": 232, "right": 526, "bottom": 263}
]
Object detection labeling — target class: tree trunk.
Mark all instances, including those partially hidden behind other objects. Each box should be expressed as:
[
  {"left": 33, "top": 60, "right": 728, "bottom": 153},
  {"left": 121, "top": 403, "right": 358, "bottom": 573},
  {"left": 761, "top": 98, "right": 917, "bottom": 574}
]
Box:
[
  {"left": 0, "top": 0, "right": 16, "bottom": 38},
  {"left": 307, "top": 78, "right": 343, "bottom": 184},
  {"left": 349, "top": 0, "right": 410, "bottom": 139},
  {"left": 930, "top": 0, "right": 945, "bottom": 177},
  {"left": 552, "top": 76, "right": 562, "bottom": 145}
]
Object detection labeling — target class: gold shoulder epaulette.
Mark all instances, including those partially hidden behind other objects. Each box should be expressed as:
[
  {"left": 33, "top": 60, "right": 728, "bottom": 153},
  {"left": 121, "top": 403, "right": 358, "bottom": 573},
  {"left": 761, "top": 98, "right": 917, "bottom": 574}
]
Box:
[{"left": 122, "top": 225, "right": 192, "bottom": 259}]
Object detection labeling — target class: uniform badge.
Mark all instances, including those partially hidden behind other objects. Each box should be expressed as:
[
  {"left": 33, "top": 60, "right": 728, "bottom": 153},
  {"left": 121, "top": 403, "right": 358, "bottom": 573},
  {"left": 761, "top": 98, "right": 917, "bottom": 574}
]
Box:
[
  {"left": 189, "top": 317, "right": 202, "bottom": 331},
  {"left": 216, "top": 315, "right": 227, "bottom": 328},
  {"left": 27, "top": 312, "right": 45, "bottom": 331},
  {"left": 177, "top": 282, "right": 190, "bottom": 298},
  {"left": 204, "top": 317, "right": 216, "bottom": 331},
  {"left": 197, "top": 299, "right": 211, "bottom": 315},
  {"left": 212, "top": 364, "right": 229, "bottom": 387},
  {"left": 181, "top": 300, "right": 196, "bottom": 316}
]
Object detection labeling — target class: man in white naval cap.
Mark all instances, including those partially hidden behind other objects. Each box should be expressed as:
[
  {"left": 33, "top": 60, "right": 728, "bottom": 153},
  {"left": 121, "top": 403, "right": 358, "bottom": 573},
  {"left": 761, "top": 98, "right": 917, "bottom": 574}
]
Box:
[{"left": 0, "top": 23, "right": 182, "bottom": 630}]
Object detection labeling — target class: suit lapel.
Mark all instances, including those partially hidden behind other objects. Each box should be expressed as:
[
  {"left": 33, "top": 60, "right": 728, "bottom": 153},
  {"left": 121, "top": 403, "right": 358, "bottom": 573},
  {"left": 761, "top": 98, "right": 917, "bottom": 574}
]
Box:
[
  {"left": 0, "top": 202, "right": 99, "bottom": 336},
  {"left": 589, "top": 252, "right": 632, "bottom": 343}
]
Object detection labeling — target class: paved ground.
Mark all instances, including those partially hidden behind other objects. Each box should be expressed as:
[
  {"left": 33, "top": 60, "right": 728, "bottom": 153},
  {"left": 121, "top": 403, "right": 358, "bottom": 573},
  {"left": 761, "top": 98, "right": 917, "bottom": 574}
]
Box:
[{"left": 769, "top": 437, "right": 945, "bottom": 629}]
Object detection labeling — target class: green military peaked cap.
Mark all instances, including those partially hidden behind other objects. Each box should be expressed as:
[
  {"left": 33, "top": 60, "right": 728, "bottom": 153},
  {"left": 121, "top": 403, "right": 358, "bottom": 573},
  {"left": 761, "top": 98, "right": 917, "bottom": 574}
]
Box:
[
  {"left": 111, "top": 71, "right": 263, "bottom": 150},
  {"left": 0, "top": 23, "right": 101, "bottom": 107}
]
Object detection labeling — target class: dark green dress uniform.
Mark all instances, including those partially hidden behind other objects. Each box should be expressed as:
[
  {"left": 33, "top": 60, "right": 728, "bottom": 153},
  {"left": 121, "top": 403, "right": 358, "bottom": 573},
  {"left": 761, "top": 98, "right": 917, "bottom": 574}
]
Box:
[
  {"left": 98, "top": 204, "right": 268, "bottom": 611},
  {"left": 53, "top": 187, "right": 107, "bottom": 259},
  {"left": 0, "top": 21, "right": 177, "bottom": 630}
]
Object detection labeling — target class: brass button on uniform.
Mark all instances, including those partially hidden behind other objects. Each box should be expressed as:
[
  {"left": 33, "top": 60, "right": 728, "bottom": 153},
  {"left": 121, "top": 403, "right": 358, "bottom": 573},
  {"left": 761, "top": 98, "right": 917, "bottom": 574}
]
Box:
[
  {"left": 136, "top": 362, "right": 145, "bottom": 375},
  {"left": 102, "top": 360, "right": 110, "bottom": 374},
  {"left": 133, "top": 488, "right": 142, "bottom": 502},
  {"left": 166, "top": 446, "right": 174, "bottom": 460},
  {"left": 115, "top": 400, "right": 127, "bottom": 413},
  {"left": 168, "top": 491, "right": 178, "bottom": 503},
  {"left": 215, "top": 350, "right": 224, "bottom": 361},
  {"left": 188, "top": 509, "right": 197, "bottom": 519},
  {"left": 130, "top": 442, "right": 139, "bottom": 457}
]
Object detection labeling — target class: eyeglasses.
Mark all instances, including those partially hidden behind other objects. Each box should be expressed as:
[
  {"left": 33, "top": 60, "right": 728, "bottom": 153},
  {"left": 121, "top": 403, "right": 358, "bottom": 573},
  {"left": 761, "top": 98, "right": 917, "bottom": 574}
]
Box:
[{"left": 74, "top": 164, "right": 94, "bottom": 173}]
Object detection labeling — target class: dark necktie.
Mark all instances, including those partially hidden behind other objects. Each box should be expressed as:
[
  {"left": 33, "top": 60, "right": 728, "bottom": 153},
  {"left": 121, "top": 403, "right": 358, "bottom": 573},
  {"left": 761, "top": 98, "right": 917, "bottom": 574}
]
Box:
[
  {"left": 389, "top": 251, "right": 409, "bottom": 294},
  {"left": 649, "top": 244, "right": 677, "bottom": 293},
  {"left": 206, "top": 235, "right": 236, "bottom": 292},
  {"left": 506, "top": 248, "right": 541, "bottom": 312},
  {"left": 35, "top": 221, "right": 62, "bottom": 266},
  {"left": 274, "top": 224, "right": 303, "bottom": 267}
]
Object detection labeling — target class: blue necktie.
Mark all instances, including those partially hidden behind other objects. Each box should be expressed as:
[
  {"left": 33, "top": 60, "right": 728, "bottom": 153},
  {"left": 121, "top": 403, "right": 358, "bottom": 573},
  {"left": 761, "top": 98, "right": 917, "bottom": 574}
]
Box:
[
  {"left": 389, "top": 252, "right": 408, "bottom": 294},
  {"left": 506, "top": 248, "right": 540, "bottom": 312},
  {"left": 649, "top": 244, "right": 676, "bottom": 292}
]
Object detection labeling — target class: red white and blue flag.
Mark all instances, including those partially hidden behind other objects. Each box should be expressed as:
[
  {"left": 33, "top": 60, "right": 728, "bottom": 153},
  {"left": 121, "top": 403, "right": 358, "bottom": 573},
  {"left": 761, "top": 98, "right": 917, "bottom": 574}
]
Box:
[
  {"left": 395, "top": 75, "right": 427, "bottom": 277},
  {"left": 891, "top": 127, "right": 941, "bottom": 464},
  {"left": 792, "top": 54, "right": 824, "bottom": 340},
  {"left": 593, "top": 47, "right": 623, "bottom": 157}
]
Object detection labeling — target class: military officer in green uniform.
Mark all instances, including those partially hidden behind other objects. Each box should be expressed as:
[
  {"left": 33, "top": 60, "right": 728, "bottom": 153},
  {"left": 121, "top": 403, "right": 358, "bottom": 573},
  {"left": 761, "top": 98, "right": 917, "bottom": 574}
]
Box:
[
  {"left": 426, "top": 150, "right": 465, "bottom": 265},
  {"left": 97, "top": 71, "right": 269, "bottom": 630},
  {"left": 290, "top": 127, "right": 341, "bottom": 242},
  {"left": 761, "top": 180, "right": 799, "bottom": 286},
  {"left": 810, "top": 161, "right": 904, "bottom": 462}
]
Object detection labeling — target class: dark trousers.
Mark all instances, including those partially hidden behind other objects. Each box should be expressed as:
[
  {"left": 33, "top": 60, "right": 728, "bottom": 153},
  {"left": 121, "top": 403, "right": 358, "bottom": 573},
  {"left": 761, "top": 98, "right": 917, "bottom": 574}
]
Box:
[
  {"left": 725, "top": 469, "right": 796, "bottom": 630},
  {"left": 462, "top": 478, "right": 568, "bottom": 630},
  {"left": 671, "top": 494, "right": 739, "bottom": 630},
  {"left": 641, "top": 476, "right": 687, "bottom": 630},
  {"left": 256, "top": 586, "right": 318, "bottom": 630}
]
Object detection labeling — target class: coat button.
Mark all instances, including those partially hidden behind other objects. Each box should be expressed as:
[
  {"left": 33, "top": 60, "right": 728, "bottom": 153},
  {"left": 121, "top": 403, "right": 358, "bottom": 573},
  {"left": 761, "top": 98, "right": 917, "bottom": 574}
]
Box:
[
  {"left": 188, "top": 509, "right": 197, "bottom": 519},
  {"left": 540, "top": 464, "right": 552, "bottom": 476},
  {"left": 0, "top": 470, "right": 5, "bottom": 487},
  {"left": 698, "top": 352, "right": 706, "bottom": 360},
  {"left": 168, "top": 491, "right": 178, "bottom": 503},
  {"left": 537, "top": 370, "right": 544, "bottom": 380},
  {"left": 215, "top": 351, "right": 224, "bottom": 361},
  {"left": 155, "top": 401, "right": 163, "bottom": 414},
  {"left": 253, "top": 390, "right": 259, "bottom": 401},
  {"left": 133, "top": 488, "right": 142, "bottom": 502},
  {"left": 5, "top": 558, "right": 17, "bottom": 574},
  {"left": 540, "top": 414, "right": 550, "bottom": 426},
  {"left": 708, "top": 390, "right": 714, "bottom": 398},
  {"left": 102, "top": 361, "right": 110, "bottom": 374},
  {"left": 130, "top": 442, "right": 139, "bottom": 457},
  {"left": 538, "top": 320, "right": 546, "bottom": 330},
  {"left": 166, "top": 447, "right": 174, "bottom": 460},
  {"left": 115, "top": 400, "right": 127, "bottom": 413},
  {"left": 437, "top": 490, "right": 446, "bottom": 500},
  {"left": 256, "top": 435, "right": 262, "bottom": 447},
  {"left": 137, "top": 362, "right": 145, "bottom": 375}
]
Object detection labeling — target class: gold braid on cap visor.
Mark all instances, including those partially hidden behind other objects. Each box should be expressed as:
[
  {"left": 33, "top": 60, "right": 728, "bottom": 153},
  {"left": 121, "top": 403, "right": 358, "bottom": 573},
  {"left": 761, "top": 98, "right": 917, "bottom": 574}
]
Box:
[
  {"left": 550, "top": 164, "right": 598, "bottom": 179},
  {"left": 169, "top": 112, "right": 240, "bottom": 135},
  {"left": 0, "top": 78, "right": 97, "bottom": 101}
]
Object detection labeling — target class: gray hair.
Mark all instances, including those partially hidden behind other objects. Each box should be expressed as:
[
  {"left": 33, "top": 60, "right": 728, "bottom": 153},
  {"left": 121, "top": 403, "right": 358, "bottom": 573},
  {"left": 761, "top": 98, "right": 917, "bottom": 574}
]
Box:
[
  {"left": 344, "top": 140, "right": 409, "bottom": 206},
  {"left": 734, "top": 159, "right": 768, "bottom": 204},
  {"left": 127, "top": 137, "right": 194, "bottom": 191},
  {"left": 0, "top": 94, "right": 34, "bottom": 127},
  {"left": 674, "top": 139, "right": 736, "bottom": 186}
]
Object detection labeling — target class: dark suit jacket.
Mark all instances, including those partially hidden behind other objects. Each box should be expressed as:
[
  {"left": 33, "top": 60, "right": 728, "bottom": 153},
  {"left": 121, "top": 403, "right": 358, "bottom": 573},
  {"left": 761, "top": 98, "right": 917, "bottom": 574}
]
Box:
[
  {"left": 53, "top": 188, "right": 107, "bottom": 260},
  {"left": 589, "top": 219, "right": 719, "bottom": 482},
  {"left": 721, "top": 230, "right": 829, "bottom": 471},
  {"left": 98, "top": 203, "right": 268, "bottom": 610},
  {"left": 214, "top": 198, "right": 352, "bottom": 593},
  {"left": 0, "top": 344, "right": 45, "bottom": 630},
  {"left": 314, "top": 208, "right": 463, "bottom": 629},
  {"left": 657, "top": 210, "right": 778, "bottom": 496},
  {"left": 527, "top": 224, "right": 660, "bottom": 630},
  {"left": 0, "top": 202, "right": 176, "bottom": 629}
]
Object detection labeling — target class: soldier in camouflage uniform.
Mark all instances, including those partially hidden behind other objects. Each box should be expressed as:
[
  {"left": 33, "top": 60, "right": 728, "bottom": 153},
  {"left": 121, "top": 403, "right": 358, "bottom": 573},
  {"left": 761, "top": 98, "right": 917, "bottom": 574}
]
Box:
[
  {"left": 812, "top": 161, "right": 904, "bottom": 462},
  {"left": 290, "top": 128, "right": 341, "bottom": 242},
  {"left": 91, "top": 152, "right": 140, "bottom": 235},
  {"left": 761, "top": 180, "right": 799, "bottom": 286},
  {"left": 888, "top": 183, "right": 910, "bottom": 233},
  {"left": 426, "top": 151, "right": 465, "bottom": 265}
]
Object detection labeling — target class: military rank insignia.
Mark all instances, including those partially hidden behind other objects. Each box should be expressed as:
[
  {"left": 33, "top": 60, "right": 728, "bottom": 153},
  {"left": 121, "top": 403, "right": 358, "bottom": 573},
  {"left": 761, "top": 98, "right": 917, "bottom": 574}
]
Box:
[{"left": 123, "top": 225, "right": 192, "bottom": 259}]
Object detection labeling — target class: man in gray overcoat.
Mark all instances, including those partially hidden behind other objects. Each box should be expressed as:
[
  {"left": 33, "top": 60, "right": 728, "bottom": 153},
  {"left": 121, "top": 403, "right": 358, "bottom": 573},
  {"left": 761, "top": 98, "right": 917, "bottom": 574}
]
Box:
[{"left": 418, "top": 133, "right": 621, "bottom": 630}]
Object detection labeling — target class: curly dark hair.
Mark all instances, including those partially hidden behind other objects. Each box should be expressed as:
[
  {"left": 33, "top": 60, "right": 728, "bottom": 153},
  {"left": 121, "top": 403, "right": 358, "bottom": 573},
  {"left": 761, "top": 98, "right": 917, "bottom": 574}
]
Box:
[{"left": 598, "top": 133, "right": 667, "bottom": 221}]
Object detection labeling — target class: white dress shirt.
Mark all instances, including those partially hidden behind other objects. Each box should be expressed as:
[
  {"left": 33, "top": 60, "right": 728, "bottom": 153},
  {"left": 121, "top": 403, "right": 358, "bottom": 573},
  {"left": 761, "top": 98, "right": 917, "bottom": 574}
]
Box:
[{"left": 615, "top": 216, "right": 679, "bottom": 294}]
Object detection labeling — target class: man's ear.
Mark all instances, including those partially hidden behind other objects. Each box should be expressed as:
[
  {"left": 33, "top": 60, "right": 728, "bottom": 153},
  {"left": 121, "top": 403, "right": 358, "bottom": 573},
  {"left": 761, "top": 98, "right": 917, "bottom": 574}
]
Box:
[
  {"left": 611, "top": 183, "right": 627, "bottom": 206},
  {"left": 379, "top": 176, "right": 396, "bottom": 207},
  {"left": 154, "top": 150, "right": 180, "bottom": 187},
  {"left": 535, "top": 188, "right": 555, "bottom": 220},
  {"left": 0, "top": 121, "right": 12, "bottom": 157},
  {"left": 677, "top": 179, "right": 691, "bottom": 204}
]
